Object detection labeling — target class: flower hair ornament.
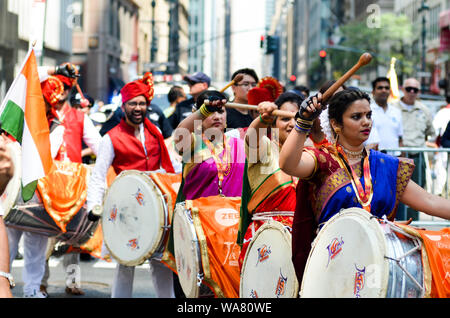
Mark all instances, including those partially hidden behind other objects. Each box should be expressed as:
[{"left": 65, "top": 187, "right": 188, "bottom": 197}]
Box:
[{"left": 319, "top": 107, "right": 336, "bottom": 144}]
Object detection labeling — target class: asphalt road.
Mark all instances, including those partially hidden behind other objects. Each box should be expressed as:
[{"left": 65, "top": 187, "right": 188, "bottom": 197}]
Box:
[{"left": 11, "top": 254, "right": 157, "bottom": 298}]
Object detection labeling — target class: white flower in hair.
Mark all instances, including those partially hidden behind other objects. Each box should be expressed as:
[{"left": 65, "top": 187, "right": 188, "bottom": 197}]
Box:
[{"left": 319, "top": 107, "right": 335, "bottom": 144}]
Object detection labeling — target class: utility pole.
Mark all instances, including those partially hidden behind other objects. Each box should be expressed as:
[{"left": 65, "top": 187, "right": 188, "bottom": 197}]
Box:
[
  {"left": 150, "top": 0, "right": 157, "bottom": 64},
  {"left": 419, "top": 0, "right": 429, "bottom": 91}
]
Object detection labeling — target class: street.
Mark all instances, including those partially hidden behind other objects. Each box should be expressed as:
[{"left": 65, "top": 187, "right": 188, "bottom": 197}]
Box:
[{"left": 11, "top": 255, "right": 157, "bottom": 298}]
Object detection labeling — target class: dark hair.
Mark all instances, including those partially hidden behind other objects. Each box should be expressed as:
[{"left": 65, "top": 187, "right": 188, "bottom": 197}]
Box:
[
  {"left": 168, "top": 86, "right": 185, "bottom": 103},
  {"left": 195, "top": 90, "right": 228, "bottom": 110},
  {"left": 294, "top": 85, "right": 310, "bottom": 97},
  {"left": 275, "top": 92, "right": 304, "bottom": 109},
  {"left": 319, "top": 80, "right": 347, "bottom": 95},
  {"left": 372, "top": 77, "right": 390, "bottom": 90},
  {"left": 328, "top": 89, "right": 371, "bottom": 126},
  {"left": 231, "top": 68, "right": 259, "bottom": 83}
]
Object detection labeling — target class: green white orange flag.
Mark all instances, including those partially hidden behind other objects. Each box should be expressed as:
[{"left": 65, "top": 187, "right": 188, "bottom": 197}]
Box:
[{"left": 0, "top": 48, "right": 54, "bottom": 201}]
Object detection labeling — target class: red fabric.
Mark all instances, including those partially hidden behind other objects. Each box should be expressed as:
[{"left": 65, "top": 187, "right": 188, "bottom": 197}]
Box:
[
  {"left": 54, "top": 74, "right": 75, "bottom": 88},
  {"left": 108, "top": 118, "right": 174, "bottom": 175},
  {"left": 238, "top": 186, "right": 296, "bottom": 269},
  {"left": 247, "top": 87, "right": 274, "bottom": 106},
  {"left": 55, "top": 106, "right": 85, "bottom": 163},
  {"left": 41, "top": 76, "right": 64, "bottom": 107},
  {"left": 120, "top": 73, "right": 155, "bottom": 105}
]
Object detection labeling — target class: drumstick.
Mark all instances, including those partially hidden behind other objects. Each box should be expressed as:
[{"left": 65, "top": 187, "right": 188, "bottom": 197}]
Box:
[
  {"left": 220, "top": 74, "right": 244, "bottom": 93},
  {"left": 204, "top": 100, "right": 296, "bottom": 118},
  {"left": 321, "top": 53, "right": 372, "bottom": 103}
]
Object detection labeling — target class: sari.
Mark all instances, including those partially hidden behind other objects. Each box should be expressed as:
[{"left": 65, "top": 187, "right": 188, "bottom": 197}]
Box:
[
  {"left": 291, "top": 145, "right": 415, "bottom": 284},
  {"left": 165, "top": 133, "right": 245, "bottom": 276},
  {"left": 237, "top": 137, "right": 297, "bottom": 268}
]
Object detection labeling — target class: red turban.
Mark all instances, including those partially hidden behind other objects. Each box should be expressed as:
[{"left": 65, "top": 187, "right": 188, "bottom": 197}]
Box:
[
  {"left": 54, "top": 74, "right": 76, "bottom": 89},
  {"left": 41, "top": 76, "right": 64, "bottom": 108},
  {"left": 121, "top": 72, "right": 155, "bottom": 104}
]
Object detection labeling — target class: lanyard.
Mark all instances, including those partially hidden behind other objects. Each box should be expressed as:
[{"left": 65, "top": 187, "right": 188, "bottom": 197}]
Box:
[{"left": 202, "top": 135, "right": 231, "bottom": 195}]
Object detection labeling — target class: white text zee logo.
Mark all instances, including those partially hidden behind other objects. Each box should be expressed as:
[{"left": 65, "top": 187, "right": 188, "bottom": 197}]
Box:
[{"left": 215, "top": 208, "right": 239, "bottom": 227}]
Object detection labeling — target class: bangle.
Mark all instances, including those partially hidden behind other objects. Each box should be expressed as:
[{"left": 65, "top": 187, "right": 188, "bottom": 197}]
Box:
[
  {"left": 259, "top": 114, "right": 272, "bottom": 126},
  {"left": 199, "top": 103, "right": 212, "bottom": 118},
  {"left": 294, "top": 117, "right": 313, "bottom": 135},
  {"left": 294, "top": 123, "right": 311, "bottom": 135}
]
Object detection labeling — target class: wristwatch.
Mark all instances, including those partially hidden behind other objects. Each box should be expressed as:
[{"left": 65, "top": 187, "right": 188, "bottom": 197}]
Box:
[{"left": 0, "top": 271, "right": 15, "bottom": 288}]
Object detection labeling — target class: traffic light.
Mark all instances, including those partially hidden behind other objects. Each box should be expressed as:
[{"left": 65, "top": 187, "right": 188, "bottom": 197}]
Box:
[
  {"left": 260, "top": 35, "right": 265, "bottom": 49},
  {"left": 319, "top": 50, "right": 327, "bottom": 58},
  {"left": 266, "top": 36, "right": 279, "bottom": 55},
  {"left": 289, "top": 75, "right": 297, "bottom": 85}
]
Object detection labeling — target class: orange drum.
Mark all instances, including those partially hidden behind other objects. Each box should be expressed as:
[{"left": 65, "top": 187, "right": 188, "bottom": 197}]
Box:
[
  {"left": 2, "top": 142, "right": 97, "bottom": 245},
  {"left": 173, "top": 196, "right": 241, "bottom": 298}
]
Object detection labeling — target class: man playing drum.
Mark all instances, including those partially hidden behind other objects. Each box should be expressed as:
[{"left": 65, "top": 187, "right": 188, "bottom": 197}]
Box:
[
  {"left": 86, "top": 74, "right": 175, "bottom": 298},
  {"left": 39, "top": 63, "right": 102, "bottom": 296}
]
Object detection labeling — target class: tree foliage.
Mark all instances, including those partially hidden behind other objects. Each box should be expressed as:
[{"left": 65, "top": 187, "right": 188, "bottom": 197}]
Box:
[{"left": 329, "top": 13, "right": 417, "bottom": 79}]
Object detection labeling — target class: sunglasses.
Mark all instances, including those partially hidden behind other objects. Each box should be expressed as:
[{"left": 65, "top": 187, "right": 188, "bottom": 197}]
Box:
[
  {"left": 376, "top": 86, "right": 390, "bottom": 90},
  {"left": 405, "top": 87, "right": 419, "bottom": 94}
]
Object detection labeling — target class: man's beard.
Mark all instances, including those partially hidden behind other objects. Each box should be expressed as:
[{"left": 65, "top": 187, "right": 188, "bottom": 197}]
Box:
[{"left": 125, "top": 108, "right": 146, "bottom": 125}]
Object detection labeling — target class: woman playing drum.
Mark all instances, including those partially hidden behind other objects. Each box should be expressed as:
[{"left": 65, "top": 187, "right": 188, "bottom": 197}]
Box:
[
  {"left": 237, "top": 92, "right": 303, "bottom": 268},
  {"left": 279, "top": 89, "right": 450, "bottom": 286},
  {"left": 174, "top": 90, "right": 246, "bottom": 200}
]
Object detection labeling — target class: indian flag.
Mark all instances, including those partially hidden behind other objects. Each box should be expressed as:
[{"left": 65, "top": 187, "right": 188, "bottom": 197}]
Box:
[{"left": 0, "top": 48, "right": 54, "bottom": 201}]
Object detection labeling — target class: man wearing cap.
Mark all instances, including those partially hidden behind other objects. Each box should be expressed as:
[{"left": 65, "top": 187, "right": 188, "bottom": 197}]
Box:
[
  {"left": 167, "top": 72, "right": 210, "bottom": 129},
  {"left": 86, "top": 74, "right": 175, "bottom": 298}
]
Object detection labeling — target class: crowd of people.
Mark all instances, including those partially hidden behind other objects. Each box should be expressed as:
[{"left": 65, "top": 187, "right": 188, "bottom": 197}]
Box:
[{"left": 0, "top": 61, "right": 449, "bottom": 299}]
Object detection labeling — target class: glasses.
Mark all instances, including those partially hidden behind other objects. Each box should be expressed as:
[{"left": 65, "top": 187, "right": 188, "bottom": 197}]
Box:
[
  {"left": 126, "top": 101, "right": 147, "bottom": 108},
  {"left": 405, "top": 87, "right": 419, "bottom": 94},
  {"left": 376, "top": 86, "right": 390, "bottom": 90},
  {"left": 235, "top": 82, "right": 257, "bottom": 88}
]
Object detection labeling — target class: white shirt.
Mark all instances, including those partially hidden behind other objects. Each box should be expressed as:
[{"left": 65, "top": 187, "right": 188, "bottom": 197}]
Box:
[
  {"left": 49, "top": 114, "right": 101, "bottom": 159},
  {"left": 371, "top": 101, "right": 403, "bottom": 155},
  {"left": 86, "top": 124, "right": 182, "bottom": 212}
]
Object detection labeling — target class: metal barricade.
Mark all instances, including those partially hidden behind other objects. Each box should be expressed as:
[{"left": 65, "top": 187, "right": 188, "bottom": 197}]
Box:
[{"left": 380, "top": 147, "right": 450, "bottom": 230}]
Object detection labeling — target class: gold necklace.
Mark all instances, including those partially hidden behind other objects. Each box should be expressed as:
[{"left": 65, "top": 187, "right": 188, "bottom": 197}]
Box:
[{"left": 342, "top": 146, "right": 364, "bottom": 160}]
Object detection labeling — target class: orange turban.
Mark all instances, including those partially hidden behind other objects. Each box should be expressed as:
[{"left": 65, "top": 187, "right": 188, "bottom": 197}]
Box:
[
  {"left": 41, "top": 76, "right": 64, "bottom": 108},
  {"left": 247, "top": 76, "right": 284, "bottom": 105},
  {"left": 121, "top": 72, "right": 155, "bottom": 104}
]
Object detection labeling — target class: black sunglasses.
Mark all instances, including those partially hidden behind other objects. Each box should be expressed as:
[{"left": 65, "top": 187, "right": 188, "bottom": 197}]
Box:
[{"left": 405, "top": 87, "right": 419, "bottom": 94}]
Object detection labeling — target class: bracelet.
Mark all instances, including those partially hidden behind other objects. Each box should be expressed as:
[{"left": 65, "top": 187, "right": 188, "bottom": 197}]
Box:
[
  {"left": 294, "top": 117, "right": 313, "bottom": 135},
  {"left": 259, "top": 114, "right": 272, "bottom": 126},
  {"left": 294, "top": 123, "right": 311, "bottom": 135},
  {"left": 199, "top": 103, "right": 212, "bottom": 118}
]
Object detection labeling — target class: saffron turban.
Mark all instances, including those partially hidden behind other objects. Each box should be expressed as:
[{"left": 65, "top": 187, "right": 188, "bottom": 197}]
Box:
[
  {"left": 121, "top": 72, "right": 155, "bottom": 104},
  {"left": 41, "top": 76, "right": 64, "bottom": 108}
]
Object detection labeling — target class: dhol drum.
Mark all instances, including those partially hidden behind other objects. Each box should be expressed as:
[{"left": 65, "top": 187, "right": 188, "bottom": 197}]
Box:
[
  {"left": 2, "top": 142, "right": 97, "bottom": 246},
  {"left": 102, "top": 170, "right": 181, "bottom": 267},
  {"left": 173, "top": 196, "right": 242, "bottom": 298},
  {"left": 301, "top": 208, "right": 425, "bottom": 298},
  {"left": 240, "top": 220, "right": 299, "bottom": 298}
]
